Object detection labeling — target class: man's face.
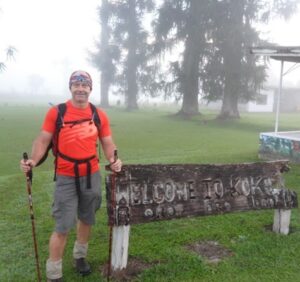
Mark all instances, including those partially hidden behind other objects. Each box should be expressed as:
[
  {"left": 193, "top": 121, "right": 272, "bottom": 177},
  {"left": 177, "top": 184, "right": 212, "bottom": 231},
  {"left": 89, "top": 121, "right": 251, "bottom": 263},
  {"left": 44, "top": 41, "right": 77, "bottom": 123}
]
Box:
[{"left": 70, "top": 82, "right": 91, "bottom": 104}]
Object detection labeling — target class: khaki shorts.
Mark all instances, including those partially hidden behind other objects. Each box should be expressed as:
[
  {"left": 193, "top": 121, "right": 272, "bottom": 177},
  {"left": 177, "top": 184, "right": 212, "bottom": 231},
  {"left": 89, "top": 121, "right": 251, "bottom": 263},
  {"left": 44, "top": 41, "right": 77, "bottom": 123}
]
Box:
[{"left": 52, "top": 172, "right": 102, "bottom": 233}]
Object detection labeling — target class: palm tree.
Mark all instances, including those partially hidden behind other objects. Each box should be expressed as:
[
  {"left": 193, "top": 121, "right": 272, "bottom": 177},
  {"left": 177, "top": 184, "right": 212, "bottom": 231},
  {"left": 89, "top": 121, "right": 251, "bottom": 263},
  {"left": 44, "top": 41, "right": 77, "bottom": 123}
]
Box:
[{"left": 0, "top": 46, "right": 16, "bottom": 72}]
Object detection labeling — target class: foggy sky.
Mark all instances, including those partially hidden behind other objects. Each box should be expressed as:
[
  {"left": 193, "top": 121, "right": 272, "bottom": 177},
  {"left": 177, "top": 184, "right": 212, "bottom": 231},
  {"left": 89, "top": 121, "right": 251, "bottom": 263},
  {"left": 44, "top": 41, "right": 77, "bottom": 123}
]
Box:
[
  {"left": 1, "top": 0, "right": 300, "bottom": 104},
  {"left": 0, "top": 0, "right": 100, "bottom": 103}
]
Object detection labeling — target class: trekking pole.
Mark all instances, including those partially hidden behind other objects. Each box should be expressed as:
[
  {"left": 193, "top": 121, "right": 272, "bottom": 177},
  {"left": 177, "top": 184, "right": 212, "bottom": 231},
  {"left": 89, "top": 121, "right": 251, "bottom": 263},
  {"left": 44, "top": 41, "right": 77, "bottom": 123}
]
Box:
[
  {"left": 23, "top": 152, "right": 42, "bottom": 282},
  {"left": 106, "top": 149, "right": 118, "bottom": 282}
]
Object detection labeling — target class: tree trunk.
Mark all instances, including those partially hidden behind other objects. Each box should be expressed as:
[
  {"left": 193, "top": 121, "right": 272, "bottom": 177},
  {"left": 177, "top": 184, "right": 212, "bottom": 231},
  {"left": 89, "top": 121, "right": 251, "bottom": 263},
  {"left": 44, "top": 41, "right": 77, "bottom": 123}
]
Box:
[
  {"left": 180, "top": 37, "right": 200, "bottom": 115},
  {"left": 179, "top": 1, "right": 204, "bottom": 116},
  {"left": 218, "top": 78, "right": 240, "bottom": 119},
  {"left": 125, "top": 0, "right": 139, "bottom": 111},
  {"left": 100, "top": 0, "right": 110, "bottom": 108},
  {"left": 218, "top": 0, "right": 243, "bottom": 120},
  {"left": 126, "top": 59, "right": 138, "bottom": 111}
]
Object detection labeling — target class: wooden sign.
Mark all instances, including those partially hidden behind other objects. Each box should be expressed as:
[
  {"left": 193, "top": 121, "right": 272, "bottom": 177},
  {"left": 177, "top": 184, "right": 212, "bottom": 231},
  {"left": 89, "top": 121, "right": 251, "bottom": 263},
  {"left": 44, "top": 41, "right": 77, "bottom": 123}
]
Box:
[{"left": 105, "top": 161, "right": 298, "bottom": 226}]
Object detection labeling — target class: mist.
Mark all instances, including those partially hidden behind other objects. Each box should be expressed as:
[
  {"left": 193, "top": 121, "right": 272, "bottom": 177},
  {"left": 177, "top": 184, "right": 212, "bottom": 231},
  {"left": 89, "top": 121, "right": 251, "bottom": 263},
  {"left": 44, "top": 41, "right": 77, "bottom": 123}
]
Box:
[{"left": 1, "top": 0, "right": 300, "bottom": 109}]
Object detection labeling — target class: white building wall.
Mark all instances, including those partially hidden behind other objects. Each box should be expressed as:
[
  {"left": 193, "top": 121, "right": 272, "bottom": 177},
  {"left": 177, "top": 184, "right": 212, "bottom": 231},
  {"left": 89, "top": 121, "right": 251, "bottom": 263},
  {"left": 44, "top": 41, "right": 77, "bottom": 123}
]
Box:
[
  {"left": 200, "top": 88, "right": 275, "bottom": 113},
  {"left": 246, "top": 90, "right": 274, "bottom": 112}
]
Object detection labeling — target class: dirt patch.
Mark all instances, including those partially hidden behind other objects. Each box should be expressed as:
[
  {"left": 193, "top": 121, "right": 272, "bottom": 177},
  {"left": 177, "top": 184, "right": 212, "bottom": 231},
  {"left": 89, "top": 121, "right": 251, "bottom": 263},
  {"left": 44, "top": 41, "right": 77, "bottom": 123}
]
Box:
[
  {"left": 186, "top": 240, "right": 234, "bottom": 264},
  {"left": 100, "top": 257, "right": 154, "bottom": 281}
]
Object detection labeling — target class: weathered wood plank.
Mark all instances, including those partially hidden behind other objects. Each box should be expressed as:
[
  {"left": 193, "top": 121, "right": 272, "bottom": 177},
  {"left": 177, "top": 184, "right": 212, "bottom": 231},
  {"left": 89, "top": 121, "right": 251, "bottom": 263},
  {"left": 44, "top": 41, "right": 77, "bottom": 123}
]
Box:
[
  {"left": 273, "top": 209, "right": 291, "bottom": 235},
  {"left": 111, "top": 225, "right": 130, "bottom": 270},
  {"left": 106, "top": 161, "right": 298, "bottom": 226}
]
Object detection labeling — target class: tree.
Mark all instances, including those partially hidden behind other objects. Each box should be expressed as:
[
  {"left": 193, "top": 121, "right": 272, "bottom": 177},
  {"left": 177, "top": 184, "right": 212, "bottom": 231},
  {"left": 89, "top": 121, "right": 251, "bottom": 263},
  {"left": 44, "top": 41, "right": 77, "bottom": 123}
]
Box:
[
  {"left": 89, "top": 0, "right": 119, "bottom": 107},
  {"left": 207, "top": 0, "right": 298, "bottom": 119},
  {"left": 154, "top": 0, "right": 298, "bottom": 118},
  {"left": 154, "top": 0, "right": 211, "bottom": 116},
  {"left": 0, "top": 46, "right": 16, "bottom": 72},
  {"left": 92, "top": 0, "right": 154, "bottom": 111}
]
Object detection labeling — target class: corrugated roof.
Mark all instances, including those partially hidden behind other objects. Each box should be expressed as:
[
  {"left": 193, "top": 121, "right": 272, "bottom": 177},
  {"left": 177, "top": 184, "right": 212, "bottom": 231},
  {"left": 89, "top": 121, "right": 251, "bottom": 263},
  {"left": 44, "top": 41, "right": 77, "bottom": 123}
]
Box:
[{"left": 250, "top": 46, "right": 300, "bottom": 62}]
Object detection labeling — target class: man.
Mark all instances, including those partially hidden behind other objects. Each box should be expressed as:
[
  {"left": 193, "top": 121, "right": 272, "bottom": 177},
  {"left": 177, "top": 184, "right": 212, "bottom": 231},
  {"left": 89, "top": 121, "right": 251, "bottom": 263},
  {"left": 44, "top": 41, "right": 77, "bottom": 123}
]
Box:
[{"left": 20, "top": 70, "right": 122, "bottom": 282}]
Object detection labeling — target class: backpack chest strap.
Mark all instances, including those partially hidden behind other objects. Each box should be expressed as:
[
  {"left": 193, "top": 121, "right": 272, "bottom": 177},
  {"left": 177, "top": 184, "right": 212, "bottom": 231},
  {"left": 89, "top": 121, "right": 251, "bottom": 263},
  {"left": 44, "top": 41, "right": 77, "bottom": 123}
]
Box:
[{"left": 63, "top": 118, "right": 93, "bottom": 127}]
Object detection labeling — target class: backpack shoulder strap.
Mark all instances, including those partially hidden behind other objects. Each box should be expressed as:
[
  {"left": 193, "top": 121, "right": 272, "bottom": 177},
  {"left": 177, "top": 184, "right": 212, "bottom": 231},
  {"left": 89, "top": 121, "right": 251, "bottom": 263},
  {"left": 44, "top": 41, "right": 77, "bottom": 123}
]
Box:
[
  {"left": 89, "top": 103, "right": 101, "bottom": 129},
  {"left": 89, "top": 103, "right": 102, "bottom": 161},
  {"left": 52, "top": 103, "right": 67, "bottom": 181},
  {"left": 36, "top": 103, "right": 66, "bottom": 167},
  {"left": 56, "top": 103, "right": 67, "bottom": 129}
]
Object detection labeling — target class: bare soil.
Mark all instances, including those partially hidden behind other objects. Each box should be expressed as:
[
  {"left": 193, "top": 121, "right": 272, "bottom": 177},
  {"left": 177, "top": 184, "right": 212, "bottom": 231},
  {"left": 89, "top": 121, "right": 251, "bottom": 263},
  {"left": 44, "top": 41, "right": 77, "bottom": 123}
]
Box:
[
  {"left": 100, "top": 258, "right": 154, "bottom": 281},
  {"left": 100, "top": 241, "right": 233, "bottom": 281},
  {"left": 185, "top": 240, "right": 234, "bottom": 264}
]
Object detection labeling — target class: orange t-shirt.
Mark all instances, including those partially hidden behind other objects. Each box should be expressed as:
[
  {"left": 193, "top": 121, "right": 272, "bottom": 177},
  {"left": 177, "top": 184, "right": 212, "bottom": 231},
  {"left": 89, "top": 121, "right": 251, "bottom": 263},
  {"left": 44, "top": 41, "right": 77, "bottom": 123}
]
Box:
[{"left": 42, "top": 100, "right": 111, "bottom": 176}]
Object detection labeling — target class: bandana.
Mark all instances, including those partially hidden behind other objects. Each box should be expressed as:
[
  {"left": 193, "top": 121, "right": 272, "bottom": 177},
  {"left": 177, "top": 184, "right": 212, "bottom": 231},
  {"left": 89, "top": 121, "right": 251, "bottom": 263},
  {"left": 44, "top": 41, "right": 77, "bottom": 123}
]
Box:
[{"left": 69, "top": 70, "right": 92, "bottom": 89}]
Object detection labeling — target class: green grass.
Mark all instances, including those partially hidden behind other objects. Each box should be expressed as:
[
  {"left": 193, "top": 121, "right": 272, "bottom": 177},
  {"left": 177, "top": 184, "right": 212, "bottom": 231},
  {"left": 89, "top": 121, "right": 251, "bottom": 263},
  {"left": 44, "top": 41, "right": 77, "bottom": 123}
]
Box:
[{"left": 1, "top": 105, "right": 300, "bottom": 281}]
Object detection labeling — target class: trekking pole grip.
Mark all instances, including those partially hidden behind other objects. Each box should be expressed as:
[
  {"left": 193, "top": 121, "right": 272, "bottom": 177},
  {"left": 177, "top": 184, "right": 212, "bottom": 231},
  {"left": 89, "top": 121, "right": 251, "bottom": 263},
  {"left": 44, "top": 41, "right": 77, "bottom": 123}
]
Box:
[
  {"left": 23, "top": 152, "right": 28, "bottom": 161},
  {"left": 114, "top": 149, "right": 118, "bottom": 162},
  {"left": 23, "top": 152, "right": 33, "bottom": 181},
  {"left": 105, "top": 149, "right": 118, "bottom": 171}
]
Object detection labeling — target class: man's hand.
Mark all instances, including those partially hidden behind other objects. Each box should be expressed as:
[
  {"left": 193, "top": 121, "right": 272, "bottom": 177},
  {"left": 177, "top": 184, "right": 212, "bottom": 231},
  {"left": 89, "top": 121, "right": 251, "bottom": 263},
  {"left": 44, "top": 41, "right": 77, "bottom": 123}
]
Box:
[
  {"left": 109, "top": 157, "right": 122, "bottom": 172},
  {"left": 20, "top": 159, "right": 36, "bottom": 173}
]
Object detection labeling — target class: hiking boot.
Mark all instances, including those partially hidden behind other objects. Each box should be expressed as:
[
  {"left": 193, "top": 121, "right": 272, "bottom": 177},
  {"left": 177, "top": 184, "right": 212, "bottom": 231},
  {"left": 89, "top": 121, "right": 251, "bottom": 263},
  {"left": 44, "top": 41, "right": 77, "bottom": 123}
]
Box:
[
  {"left": 74, "top": 257, "right": 92, "bottom": 276},
  {"left": 47, "top": 278, "right": 63, "bottom": 282}
]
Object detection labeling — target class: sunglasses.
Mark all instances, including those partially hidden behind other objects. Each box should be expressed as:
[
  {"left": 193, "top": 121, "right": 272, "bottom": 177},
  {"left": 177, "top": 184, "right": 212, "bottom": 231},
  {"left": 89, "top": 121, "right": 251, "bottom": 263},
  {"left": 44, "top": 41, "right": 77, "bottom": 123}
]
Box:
[{"left": 70, "top": 74, "right": 91, "bottom": 83}]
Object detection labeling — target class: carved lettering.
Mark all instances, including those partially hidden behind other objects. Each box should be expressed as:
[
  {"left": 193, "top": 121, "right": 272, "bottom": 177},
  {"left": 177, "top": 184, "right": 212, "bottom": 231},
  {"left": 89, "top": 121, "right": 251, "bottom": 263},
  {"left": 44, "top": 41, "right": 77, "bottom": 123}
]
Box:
[
  {"left": 165, "top": 181, "right": 176, "bottom": 202},
  {"left": 166, "top": 206, "right": 175, "bottom": 216},
  {"left": 106, "top": 162, "right": 297, "bottom": 225},
  {"left": 130, "top": 183, "right": 141, "bottom": 205},
  {"left": 129, "top": 180, "right": 200, "bottom": 206},
  {"left": 241, "top": 177, "right": 251, "bottom": 196},
  {"left": 153, "top": 183, "right": 164, "bottom": 204},
  {"left": 224, "top": 202, "right": 231, "bottom": 211},
  {"left": 187, "top": 181, "right": 196, "bottom": 199},
  {"left": 268, "top": 198, "right": 274, "bottom": 207},
  {"left": 251, "top": 177, "right": 263, "bottom": 190},
  {"left": 174, "top": 204, "right": 184, "bottom": 216},
  {"left": 214, "top": 179, "right": 224, "bottom": 198},
  {"left": 204, "top": 200, "right": 232, "bottom": 213},
  {"left": 144, "top": 209, "right": 153, "bottom": 217},
  {"left": 202, "top": 179, "right": 212, "bottom": 199},
  {"left": 141, "top": 183, "right": 151, "bottom": 204},
  {"left": 204, "top": 199, "right": 213, "bottom": 213},
  {"left": 230, "top": 177, "right": 240, "bottom": 195},
  {"left": 156, "top": 206, "right": 163, "bottom": 218},
  {"left": 176, "top": 182, "right": 188, "bottom": 201}
]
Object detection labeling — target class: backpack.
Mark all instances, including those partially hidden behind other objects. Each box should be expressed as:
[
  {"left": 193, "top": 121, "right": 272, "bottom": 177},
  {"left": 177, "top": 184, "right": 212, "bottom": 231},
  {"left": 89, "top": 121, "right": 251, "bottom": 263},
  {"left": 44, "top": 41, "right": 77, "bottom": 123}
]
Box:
[{"left": 37, "top": 102, "right": 101, "bottom": 189}]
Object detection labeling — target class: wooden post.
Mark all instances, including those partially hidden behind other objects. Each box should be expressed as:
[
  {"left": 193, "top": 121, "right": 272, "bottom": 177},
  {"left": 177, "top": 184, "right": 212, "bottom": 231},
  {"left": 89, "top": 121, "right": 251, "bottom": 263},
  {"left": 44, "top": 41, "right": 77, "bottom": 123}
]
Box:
[
  {"left": 273, "top": 209, "right": 291, "bottom": 235},
  {"left": 111, "top": 225, "right": 131, "bottom": 271}
]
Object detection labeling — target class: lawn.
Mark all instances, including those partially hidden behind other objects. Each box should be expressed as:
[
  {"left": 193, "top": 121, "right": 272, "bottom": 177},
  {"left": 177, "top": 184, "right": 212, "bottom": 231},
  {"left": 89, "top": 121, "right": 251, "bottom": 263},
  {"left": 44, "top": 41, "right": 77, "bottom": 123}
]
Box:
[{"left": 0, "top": 105, "right": 299, "bottom": 282}]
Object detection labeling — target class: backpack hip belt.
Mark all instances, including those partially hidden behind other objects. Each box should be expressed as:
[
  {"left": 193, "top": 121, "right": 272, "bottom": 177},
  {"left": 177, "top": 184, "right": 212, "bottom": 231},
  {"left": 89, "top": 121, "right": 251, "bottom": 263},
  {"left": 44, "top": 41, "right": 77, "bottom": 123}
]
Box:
[{"left": 57, "top": 151, "right": 97, "bottom": 192}]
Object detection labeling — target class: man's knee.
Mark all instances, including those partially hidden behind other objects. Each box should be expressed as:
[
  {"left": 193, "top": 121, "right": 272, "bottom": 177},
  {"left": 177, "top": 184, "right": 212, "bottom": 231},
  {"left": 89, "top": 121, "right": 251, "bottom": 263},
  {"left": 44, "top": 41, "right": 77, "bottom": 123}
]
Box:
[
  {"left": 50, "top": 231, "right": 69, "bottom": 247},
  {"left": 53, "top": 231, "right": 68, "bottom": 238}
]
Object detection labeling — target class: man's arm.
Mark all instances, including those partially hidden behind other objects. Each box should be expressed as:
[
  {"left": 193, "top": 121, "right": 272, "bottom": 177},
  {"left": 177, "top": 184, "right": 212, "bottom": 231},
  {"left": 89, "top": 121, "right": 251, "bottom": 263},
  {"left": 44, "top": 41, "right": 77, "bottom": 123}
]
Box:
[
  {"left": 100, "top": 136, "right": 122, "bottom": 172},
  {"left": 20, "top": 130, "right": 53, "bottom": 172}
]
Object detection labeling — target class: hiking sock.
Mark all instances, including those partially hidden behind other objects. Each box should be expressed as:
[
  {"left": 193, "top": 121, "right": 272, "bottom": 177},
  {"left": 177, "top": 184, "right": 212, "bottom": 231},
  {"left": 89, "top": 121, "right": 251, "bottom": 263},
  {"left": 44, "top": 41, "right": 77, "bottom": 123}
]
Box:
[
  {"left": 73, "top": 241, "right": 88, "bottom": 259},
  {"left": 46, "top": 259, "right": 62, "bottom": 280}
]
